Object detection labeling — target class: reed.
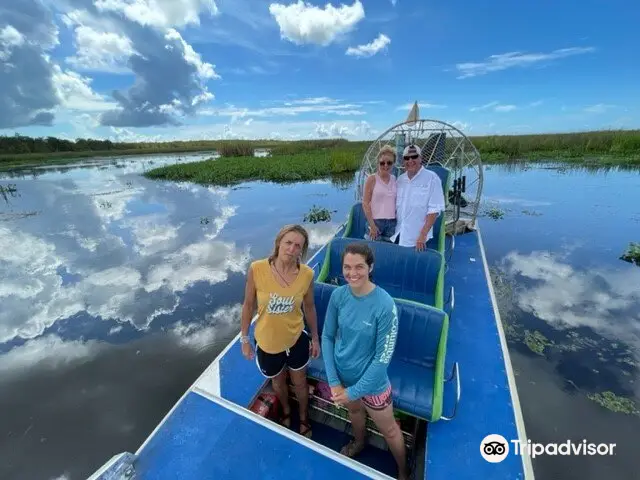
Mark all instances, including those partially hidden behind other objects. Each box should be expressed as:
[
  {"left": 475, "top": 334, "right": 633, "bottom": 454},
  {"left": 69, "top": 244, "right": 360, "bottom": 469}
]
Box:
[{"left": 471, "top": 130, "right": 640, "bottom": 163}]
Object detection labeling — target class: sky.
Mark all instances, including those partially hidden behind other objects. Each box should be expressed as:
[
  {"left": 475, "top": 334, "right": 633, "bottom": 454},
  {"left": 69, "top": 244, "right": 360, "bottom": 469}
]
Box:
[{"left": 0, "top": 0, "right": 638, "bottom": 142}]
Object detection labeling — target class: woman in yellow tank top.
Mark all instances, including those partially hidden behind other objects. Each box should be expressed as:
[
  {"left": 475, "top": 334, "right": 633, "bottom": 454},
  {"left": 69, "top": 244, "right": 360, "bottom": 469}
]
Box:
[{"left": 240, "top": 224, "right": 320, "bottom": 438}]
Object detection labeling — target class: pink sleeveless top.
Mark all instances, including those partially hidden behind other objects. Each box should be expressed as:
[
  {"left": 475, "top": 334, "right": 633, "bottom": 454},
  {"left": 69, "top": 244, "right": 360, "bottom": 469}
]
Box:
[{"left": 370, "top": 173, "right": 397, "bottom": 219}]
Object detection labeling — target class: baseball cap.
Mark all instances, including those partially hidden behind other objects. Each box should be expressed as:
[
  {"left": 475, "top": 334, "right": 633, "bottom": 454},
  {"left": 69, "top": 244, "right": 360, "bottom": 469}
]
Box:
[{"left": 403, "top": 144, "right": 421, "bottom": 158}]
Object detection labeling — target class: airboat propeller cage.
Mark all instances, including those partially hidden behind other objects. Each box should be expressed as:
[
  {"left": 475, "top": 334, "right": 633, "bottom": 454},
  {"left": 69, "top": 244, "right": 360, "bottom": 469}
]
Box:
[{"left": 356, "top": 101, "right": 484, "bottom": 230}]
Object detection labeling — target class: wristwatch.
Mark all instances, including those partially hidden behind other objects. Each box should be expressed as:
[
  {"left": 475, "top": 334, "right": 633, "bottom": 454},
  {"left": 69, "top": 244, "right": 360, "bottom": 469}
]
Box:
[{"left": 240, "top": 335, "right": 250, "bottom": 344}]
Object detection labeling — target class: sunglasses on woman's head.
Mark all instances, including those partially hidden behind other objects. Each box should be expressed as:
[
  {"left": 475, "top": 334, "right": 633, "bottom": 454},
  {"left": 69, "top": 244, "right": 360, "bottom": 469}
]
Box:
[
  {"left": 379, "top": 160, "right": 393, "bottom": 166},
  {"left": 403, "top": 154, "right": 419, "bottom": 161}
]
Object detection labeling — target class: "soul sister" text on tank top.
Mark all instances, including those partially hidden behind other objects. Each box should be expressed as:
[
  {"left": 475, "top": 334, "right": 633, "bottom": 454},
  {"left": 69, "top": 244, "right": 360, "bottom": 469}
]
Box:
[{"left": 267, "top": 293, "right": 295, "bottom": 314}]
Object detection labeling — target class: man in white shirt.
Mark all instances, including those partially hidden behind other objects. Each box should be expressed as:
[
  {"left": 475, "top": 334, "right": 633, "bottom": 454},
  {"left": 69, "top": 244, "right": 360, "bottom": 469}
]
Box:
[{"left": 390, "top": 144, "right": 446, "bottom": 251}]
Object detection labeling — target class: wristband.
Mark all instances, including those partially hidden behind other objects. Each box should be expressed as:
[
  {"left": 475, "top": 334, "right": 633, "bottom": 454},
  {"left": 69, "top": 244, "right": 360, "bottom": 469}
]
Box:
[{"left": 240, "top": 335, "right": 250, "bottom": 344}]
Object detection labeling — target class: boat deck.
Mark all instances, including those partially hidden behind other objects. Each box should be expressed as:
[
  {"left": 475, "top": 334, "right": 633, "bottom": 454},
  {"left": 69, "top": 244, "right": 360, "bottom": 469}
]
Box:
[
  {"left": 424, "top": 227, "right": 532, "bottom": 479},
  {"left": 92, "top": 226, "right": 533, "bottom": 480}
]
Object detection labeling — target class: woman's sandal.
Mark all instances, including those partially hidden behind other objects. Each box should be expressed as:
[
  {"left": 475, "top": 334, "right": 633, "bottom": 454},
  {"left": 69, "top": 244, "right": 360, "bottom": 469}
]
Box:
[
  {"left": 340, "top": 439, "right": 365, "bottom": 458},
  {"left": 280, "top": 410, "right": 291, "bottom": 428},
  {"left": 299, "top": 420, "right": 312, "bottom": 438}
]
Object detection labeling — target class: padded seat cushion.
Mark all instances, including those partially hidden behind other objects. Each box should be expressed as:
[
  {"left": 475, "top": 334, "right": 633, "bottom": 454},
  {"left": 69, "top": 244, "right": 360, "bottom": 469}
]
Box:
[{"left": 318, "top": 236, "right": 444, "bottom": 309}]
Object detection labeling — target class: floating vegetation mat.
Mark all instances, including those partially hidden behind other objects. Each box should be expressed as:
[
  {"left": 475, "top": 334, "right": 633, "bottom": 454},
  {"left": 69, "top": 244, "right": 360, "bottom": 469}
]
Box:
[
  {"left": 620, "top": 242, "right": 640, "bottom": 266},
  {"left": 587, "top": 391, "right": 640, "bottom": 416},
  {"left": 304, "top": 205, "right": 335, "bottom": 224}
]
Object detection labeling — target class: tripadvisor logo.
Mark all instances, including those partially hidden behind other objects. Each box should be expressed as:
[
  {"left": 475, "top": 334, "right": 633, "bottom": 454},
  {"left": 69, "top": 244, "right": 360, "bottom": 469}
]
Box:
[
  {"left": 480, "top": 434, "right": 509, "bottom": 463},
  {"left": 481, "top": 434, "right": 617, "bottom": 462}
]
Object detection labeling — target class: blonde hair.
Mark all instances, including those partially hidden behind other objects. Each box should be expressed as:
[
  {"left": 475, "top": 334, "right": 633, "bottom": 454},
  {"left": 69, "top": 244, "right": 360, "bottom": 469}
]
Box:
[
  {"left": 377, "top": 144, "right": 396, "bottom": 162},
  {"left": 268, "top": 224, "right": 309, "bottom": 265}
]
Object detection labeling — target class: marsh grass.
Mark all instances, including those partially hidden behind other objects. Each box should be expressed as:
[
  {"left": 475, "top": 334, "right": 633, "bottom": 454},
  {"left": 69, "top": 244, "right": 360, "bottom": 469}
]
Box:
[
  {"left": 473, "top": 130, "right": 640, "bottom": 165},
  {"left": 3, "top": 130, "right": 640, "bottom": 171},
  {"left": 144, "top": 148, "right": 364, "bottom": 185},
  {"left": 217, "top": 141, "right": 254, "bottom": 157}
]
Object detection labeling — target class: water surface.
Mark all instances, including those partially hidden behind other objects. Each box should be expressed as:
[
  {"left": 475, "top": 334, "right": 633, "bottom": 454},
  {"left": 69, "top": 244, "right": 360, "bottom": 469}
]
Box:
[{"left": 0, "top": 155, "right": 638, "bottom": 480}]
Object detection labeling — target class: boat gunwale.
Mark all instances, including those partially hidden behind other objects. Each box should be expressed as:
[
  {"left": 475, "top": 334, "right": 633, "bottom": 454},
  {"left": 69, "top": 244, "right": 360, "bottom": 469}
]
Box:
[{"left": 476, "top": 222, "right": 536, "bottom": 479}]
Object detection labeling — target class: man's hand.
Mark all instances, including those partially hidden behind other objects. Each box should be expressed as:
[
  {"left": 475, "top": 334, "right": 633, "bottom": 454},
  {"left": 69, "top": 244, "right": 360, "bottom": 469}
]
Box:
[
  {"left": 416, "top": 232, "right": 427, "bottom": 251},
  {"left": 331, "top": 385, "right": 349, "bottom": 405}
]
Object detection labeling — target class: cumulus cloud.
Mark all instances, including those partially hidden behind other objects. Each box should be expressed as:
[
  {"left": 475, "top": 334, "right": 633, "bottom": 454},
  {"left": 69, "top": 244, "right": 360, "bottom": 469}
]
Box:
[
  {"left": 346, "top": 33, "right": 390, "bottom": 57},
  {"left": 455, "top": 46, "right": 596, "bottom": 79},
  {"left": 0, "top": 1, "right": 219, "bottom": 128},
  {"left": 94, "top": 0, "right": 220, "bottom": 28},
  {"left": 98, "top": 26, "right": 218, "bottom": 126},
  {"left": 0, "top": 0, "right": 60, "bottom": 128},
  {"left": 315, "top": 119, "right": 372, "bottom": 138},
  {"left": 52, "top": 65, "right": 117, "bottom": 112},
  {"left": 269, "top": 0, "right": 365, "bottom": 46},
  {"left": 65, "top": 25, "right": 135, "bottom": 73}
]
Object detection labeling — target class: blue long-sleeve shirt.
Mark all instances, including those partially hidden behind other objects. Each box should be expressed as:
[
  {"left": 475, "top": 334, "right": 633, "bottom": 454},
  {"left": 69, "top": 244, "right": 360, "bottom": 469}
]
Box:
[{"left": 321, "top": 284, "right": 398, "bottom": 401}]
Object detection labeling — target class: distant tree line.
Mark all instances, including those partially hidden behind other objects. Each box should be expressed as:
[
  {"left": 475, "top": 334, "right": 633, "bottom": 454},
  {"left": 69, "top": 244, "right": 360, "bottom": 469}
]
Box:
[
  {"left": 0, "top": 134, "right": 140, "bottom": 155},
  {"left": 0, "top": 133, "right": 359, "bottom": 156}
]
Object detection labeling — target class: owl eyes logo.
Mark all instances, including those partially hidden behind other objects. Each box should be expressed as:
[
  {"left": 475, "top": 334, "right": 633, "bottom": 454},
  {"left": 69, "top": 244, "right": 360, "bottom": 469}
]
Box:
[{"left": 480, "top": 434, "right": 510, "bottom": 463}]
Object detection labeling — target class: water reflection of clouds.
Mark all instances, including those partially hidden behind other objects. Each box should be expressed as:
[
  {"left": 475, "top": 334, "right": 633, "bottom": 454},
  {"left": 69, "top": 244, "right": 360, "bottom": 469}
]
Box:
[
  {"left": 483, "top": 195, "right": 553, "bottom": 208},
  {"left": 500, "top": 250, "right": 640, "bottom": 352},
  {"left": 0, "top": 159, "right": 250, "bottom": 347},
  {"left": 306, "top": 222, "right": 341, "bottom": 249},
  {"left": 0, "top": 303, "right": 242, "bottom": 384}
]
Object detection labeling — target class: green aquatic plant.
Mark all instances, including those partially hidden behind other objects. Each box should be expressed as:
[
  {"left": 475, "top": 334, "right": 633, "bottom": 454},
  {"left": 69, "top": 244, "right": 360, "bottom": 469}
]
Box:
[
  {"left": 620, "top": 242, "right": 640, "bottom": 266},
  {"left": 524, "top": 330, "right": 552, "bottom": 355},
  {"left": 144, "top": 148, "right": 364, "bottom": 186},
  {"left": 303, "top": 205, "right": 335, "bottom": 224},
  {"left": 486, "top": 207, "right": 505, "bottom": 220},
  {"left": 587, "top": 391, "right": 640, "bottom": 416}
]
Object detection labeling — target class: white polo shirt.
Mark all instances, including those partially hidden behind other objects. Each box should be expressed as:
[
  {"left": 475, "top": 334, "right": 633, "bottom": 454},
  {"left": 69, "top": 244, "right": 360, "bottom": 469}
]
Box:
[{"left": 391, "top": 167, "right": 445, "bottom": 247}]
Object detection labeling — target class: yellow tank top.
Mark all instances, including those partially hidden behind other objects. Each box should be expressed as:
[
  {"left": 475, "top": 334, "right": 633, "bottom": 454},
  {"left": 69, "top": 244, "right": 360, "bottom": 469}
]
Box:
[{"left": 252, "top": 258, "right": 314, "bottom": 354}]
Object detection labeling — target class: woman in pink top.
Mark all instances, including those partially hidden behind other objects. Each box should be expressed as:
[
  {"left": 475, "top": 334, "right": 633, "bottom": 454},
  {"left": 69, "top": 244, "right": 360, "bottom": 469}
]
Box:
[{"left": 362, "top": 145, "right": 397, "bottom": 242}]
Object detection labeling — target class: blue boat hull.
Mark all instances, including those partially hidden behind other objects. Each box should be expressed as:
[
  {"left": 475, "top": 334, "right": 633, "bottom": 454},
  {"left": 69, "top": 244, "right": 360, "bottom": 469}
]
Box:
[{"left": 89, "top": 218, "right": 534, "bottom": 480}]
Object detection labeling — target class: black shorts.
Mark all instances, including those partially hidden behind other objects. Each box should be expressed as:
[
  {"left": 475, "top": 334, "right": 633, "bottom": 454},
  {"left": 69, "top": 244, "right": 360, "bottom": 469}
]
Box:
[{"left": 256, "top": 331, "right": 310, "bottom": 378}]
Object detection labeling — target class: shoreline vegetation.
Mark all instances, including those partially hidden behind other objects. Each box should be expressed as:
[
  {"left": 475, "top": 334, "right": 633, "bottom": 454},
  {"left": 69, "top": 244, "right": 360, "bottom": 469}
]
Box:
[{"left": 1, "top": 131, "right": 639, "bottom": 179}]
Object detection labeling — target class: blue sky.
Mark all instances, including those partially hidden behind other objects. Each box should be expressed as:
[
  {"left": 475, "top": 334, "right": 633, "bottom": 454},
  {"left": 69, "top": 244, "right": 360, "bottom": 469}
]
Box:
[{"left": 1, "top": 0, "right": 638, "bottom": 142}]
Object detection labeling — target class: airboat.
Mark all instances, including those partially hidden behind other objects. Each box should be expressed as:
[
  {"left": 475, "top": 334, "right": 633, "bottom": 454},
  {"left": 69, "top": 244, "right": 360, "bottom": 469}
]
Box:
[{"left": 89, "top": 103, "right": 534, "bottom": 479}]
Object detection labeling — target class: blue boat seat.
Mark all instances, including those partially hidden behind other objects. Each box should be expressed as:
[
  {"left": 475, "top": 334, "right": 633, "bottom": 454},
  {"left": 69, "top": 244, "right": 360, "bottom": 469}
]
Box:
[
  {"left": 307, "top": 282, "right": 449, "bottom": 422},
  {"left": 425, "top": 163, "right": 452, "bottom": 207},
  {"left": 343, "top": 202, "right": 445, "bottom": 254},
  {"left": 317, "top": 236, "right": 444, "bottom": 309}
]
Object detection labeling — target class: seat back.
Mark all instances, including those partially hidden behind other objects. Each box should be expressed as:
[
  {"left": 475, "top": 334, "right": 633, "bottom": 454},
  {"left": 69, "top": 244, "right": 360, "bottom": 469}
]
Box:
[
  {"left": 318, "top": 237, "right": 444, "bottom": 307},
  {"left": 426, "top": 211, "right": 445, "bottom": 253},
  {"left": 394, "top": 299, "right": 448, "bottom": 369},
  {"left": 312, "top": 281, "right": 337, "bottom": 335},
  {"left": 312, "top": 281, "right": 448, "bottom": 370},
  {"left": 344, "top": 202, "right": 368, "bottom": 239},
  {"left": 425, "top": 163, "right": 451, "bottom": 205}
]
